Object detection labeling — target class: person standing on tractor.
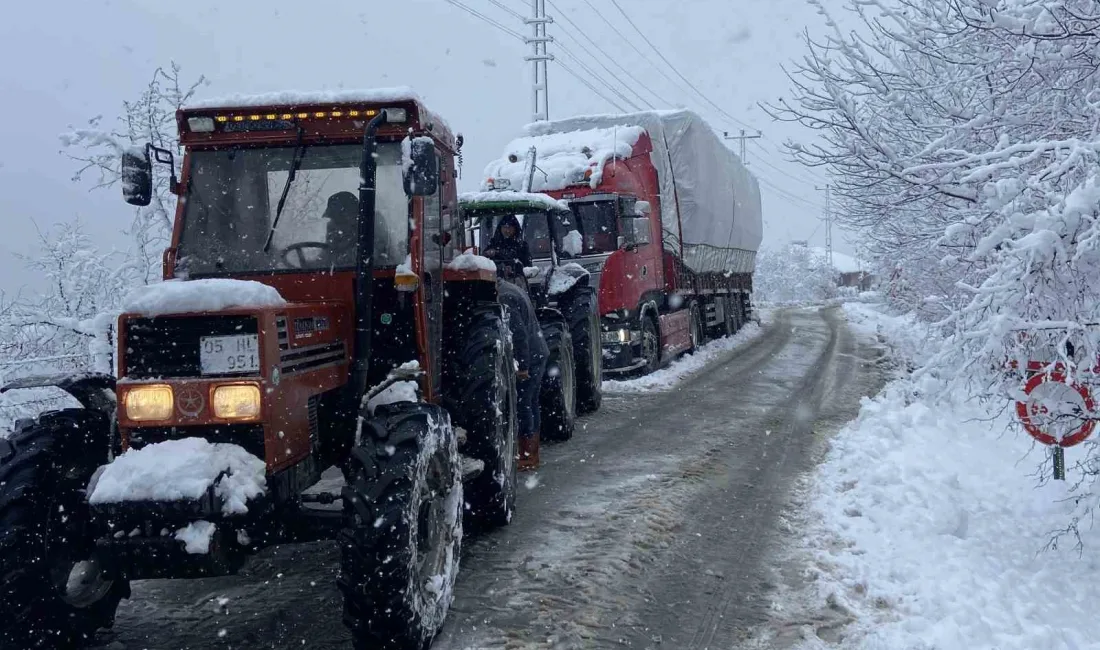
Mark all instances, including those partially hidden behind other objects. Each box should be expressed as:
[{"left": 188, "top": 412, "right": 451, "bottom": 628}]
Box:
[
  {"left": 496, "top": 260, "right": 547, "bottom": 470},
  {"left": 485, "top": 214, "right": 532, "bottom": 270}
]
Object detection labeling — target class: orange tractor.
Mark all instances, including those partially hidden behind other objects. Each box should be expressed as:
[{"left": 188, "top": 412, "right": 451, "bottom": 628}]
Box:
[{"left": 0, "top": 91, "right": 518, "bottom": 649}]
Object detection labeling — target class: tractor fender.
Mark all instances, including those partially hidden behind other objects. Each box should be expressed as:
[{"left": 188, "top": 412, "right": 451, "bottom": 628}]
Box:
[{"left": 1, "top": 373, "right": 117, "bottom": 416}]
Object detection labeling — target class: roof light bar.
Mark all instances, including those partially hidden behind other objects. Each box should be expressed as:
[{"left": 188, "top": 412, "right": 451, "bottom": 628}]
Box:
[{"left": 192, "top": 108, "right": 385, "bottom": 132}]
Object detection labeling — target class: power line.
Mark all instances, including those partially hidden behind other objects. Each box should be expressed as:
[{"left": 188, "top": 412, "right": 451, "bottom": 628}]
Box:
[
  {"left": 554, "top": 59, "right": 629, "bottom": 112},
  {"left": 553, "top": 39, "right": 646, "bottom": 111},
  {"left": 545, "top": 0, "right": 664, "bottom": 109},
  {"left": 486, "top": 0, "right": 525, "bottom": 21},
  {"left": 608, "top": 0, "right": 762, "bottom": 134},
  {"left": 444, "top": 0, "right": 526, "bottom": 41}
]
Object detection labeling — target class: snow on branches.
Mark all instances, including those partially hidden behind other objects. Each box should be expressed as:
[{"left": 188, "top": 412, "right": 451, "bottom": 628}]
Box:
[
  {"left": 61, "top": 62, "right": 205, "bottom": 283},
  {"left": 755, "top": 244, "right": 838, "bottom": 305},
  {"left": 770, "top": 0, "right": 1100, "bottom": 393}
]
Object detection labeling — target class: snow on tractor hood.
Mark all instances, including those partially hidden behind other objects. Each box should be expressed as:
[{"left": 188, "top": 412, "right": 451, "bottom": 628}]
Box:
[
  {"left": 122, "top": 279, "right": 287, "bottom": 317},
  {"left": 482, "top": 125, "right": 645, "bottom": 193}
]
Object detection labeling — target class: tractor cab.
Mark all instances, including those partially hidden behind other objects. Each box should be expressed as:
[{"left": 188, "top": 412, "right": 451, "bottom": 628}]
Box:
[{"left": 459, "top": 191, "right": 583, "bottom": 308}]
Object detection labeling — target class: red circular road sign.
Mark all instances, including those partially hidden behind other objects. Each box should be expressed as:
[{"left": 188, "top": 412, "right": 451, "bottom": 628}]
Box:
[{"left": 1015, "top": 370, "right": 1096, "bottom": 447}]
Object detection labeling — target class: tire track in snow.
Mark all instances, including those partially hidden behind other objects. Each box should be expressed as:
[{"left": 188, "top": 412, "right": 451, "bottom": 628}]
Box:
[{"left": 436, "top": 311, "right": 854, "bottom": 649}]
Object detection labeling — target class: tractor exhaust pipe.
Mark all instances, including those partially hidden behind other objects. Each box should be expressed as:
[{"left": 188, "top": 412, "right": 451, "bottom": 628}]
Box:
[{"left": 350, "top": 110, "right": 388, "bottom": 408}]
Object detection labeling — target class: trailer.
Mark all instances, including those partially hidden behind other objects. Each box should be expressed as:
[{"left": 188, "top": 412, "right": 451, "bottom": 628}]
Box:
[{"left": 481, "top": 110, "right": 763, "bottom": 375}]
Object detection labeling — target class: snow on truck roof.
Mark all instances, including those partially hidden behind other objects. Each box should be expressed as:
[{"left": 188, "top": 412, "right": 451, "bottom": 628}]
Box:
[
  {"left": 482, "top": 124, "right": 646, "bottom": 193},
  {"left": 184, "top": 86, "right": 453, "bottom": 135}
]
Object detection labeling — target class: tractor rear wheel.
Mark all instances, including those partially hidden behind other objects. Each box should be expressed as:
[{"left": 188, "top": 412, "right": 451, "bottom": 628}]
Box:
[
  {"left": 453, "top": 304, "right": 518, "bottom": 528},
  {"left": 0, "top": 409, "right": 129, "bottom": 649},
  {"left": 339, "top": 402, "right": 463, "bottom": 650},
  {"left": 539, "top": 319, "right": 576, "bottom": 442},
  {"left": 565, "top": 287, "right": 602, "bottom": 414}
]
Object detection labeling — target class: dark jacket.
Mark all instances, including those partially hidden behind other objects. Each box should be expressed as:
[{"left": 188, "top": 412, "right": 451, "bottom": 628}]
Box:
[
  {"left": 486, "top": 215, "right": 532, "bottom": 270},
  {"left": 497, "top": 278, "right": 548, "bottom": 373}
]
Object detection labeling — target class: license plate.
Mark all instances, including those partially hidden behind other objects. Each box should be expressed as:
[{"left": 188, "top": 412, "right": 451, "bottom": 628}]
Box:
[{"left": 200, "top": 335, "right": 260, "bottom": 375}]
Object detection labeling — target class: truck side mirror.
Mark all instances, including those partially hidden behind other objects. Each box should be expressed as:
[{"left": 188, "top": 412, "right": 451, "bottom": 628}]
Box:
[
  {"left": 404, "top": 138, "right": 439, "bottom": 197},
  {"left": 122, "top": 146, "right": 153, "bottom": 207},
  {"left": 619, "top": 216, "right": 650, "bottom": 250}
]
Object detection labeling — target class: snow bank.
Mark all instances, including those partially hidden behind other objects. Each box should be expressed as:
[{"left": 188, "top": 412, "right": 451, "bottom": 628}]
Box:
[
  {"left": 458, "top": 190, "right": 569, "bottom": 212},
  {"left": 482, "top": 126, "right": 644, "bottom": 193},
  {"left": 175, "top": 521, "right": 216, "bottom": 554},
  {"left": 89, "top": 438, "right": 267, "bottom": 515},
  {"left": 603, "top": 320, "right": 767, "bottom": 394},
  {"left": 123, "top": 279, "right": 286, "bottom": 317},
  {"left": 447, "top": 250, "right": 496, "bottom": 273},
  {"left": 796, "top": 302, "right": 1100, "bottom": 650}
]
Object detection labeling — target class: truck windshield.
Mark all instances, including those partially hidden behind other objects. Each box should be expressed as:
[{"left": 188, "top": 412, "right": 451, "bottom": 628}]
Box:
[
  {"left": 177, "top": 142, "right": 407, "bottom": 275},
  {"left": 570, "top": 201, "right": 618, "bottom": 255}
]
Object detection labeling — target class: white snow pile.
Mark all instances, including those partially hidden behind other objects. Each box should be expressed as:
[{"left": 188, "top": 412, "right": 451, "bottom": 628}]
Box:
[
  {"left": 458, "top": 190, "right": 569, "bottom": 212},
  {"left": 603, "top": 316, "right": 768, "bottom": 394},
  {"left": 794, "top": 301, "right": 1100, "bottom": 650},
  {"left": 365, "top": 360, "right": 422, "bottom": 416},
  {"left": 175, "top": 521, "right": 216, "bottom": 555},
  {"left": 547, "top": 263, "right": 589, "bottom": 296},
  {"left": 447, "top": 250, "right": 496, "bottom": 273},
  {"left": 396, "top": 254, "right": 415, "bottom": 277},
  {"left": 482, "top": 126, "right": 644, "bottom": 193},
  {"left": 561, "top": 229, "right": 583, "bottom": 256},
  {"left": 88, "top": 438, "right": 267, "bottom": 515},
  {"left": 123, "top": 279, "right": 286, "bottom": 317}
]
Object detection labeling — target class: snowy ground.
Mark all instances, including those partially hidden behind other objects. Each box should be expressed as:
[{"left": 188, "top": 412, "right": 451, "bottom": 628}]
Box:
[
  {"left": 780, "top": 301, "right": 1100, "bottom": 650},
  {"left": 601, "top": 309, "right": 771, "bottom": 394}
]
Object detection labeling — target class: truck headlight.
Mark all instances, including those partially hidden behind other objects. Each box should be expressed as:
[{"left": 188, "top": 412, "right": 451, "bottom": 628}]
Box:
[
  {"left": 124, "top": 385, "right": 174, "bottom": 421},
  {"left": 602, "top": 329, "right": 633, "bottom": 344},
  {"left": 212, "top": 384, "right": 261, "bottom": 420}
]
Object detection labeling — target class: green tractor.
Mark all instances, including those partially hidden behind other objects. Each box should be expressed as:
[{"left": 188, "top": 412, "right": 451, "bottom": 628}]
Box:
[{"left": 459, "top": 191, "right": 603, "bottom": 442}]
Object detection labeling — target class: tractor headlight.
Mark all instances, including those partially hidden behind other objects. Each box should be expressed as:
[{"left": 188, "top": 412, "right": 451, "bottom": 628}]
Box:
[
  {"left": 212, "top": 384, "right": 262, "bottom": 420},
  {"left": 124, "top": 385, "right": 174, "bottom": 421}
]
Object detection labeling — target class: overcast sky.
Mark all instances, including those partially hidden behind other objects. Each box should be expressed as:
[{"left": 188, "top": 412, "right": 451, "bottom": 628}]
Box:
[{"left": 0, "top": 0, "right": 845, "bottom": 295}]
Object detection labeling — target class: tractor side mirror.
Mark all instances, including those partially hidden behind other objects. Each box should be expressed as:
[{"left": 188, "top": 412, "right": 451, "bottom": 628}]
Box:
[
  {"left": 404, "top": 138, "right": 439, "bottom": 197},
  {"left": 122, "top": 146, "right": 153, "bottom": 207}
]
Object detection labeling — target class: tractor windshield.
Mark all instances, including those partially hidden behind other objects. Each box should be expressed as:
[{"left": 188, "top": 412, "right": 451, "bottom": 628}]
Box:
[{"left": 177, "top": 142, "right": 408, "bottom": 275}]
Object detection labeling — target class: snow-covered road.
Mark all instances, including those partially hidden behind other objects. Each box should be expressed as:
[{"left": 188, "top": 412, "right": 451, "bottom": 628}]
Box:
[{"left": 90, "top": 306, "right": 887, "bottom": 650}]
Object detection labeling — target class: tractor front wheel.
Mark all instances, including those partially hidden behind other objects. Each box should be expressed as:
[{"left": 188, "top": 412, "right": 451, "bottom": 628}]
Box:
[
  {"left": 540, "top": 320, "right": 577, "bottom": 442},
  {"left": 566, "top": 287, "right": 602, "bottom": 414},
  {"left": 338, "top": 403, "right": 463, "bottom": 650},
  {"left": 0, "top": 409, "right": 129, "bottom": 649}
]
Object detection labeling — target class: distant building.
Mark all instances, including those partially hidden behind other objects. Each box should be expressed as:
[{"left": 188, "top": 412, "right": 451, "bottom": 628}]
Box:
[{"left": 838, "top": 270, "right": 874, "bottom": 291}]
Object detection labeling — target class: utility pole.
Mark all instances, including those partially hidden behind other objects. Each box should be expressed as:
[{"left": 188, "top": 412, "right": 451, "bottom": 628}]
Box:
[
  {"left": 525, "top": 0, "right": 553, "bottom": 122},
  {"left": 815, "top": 184, "right": 833, "bottom": 268},
  {"left": 723, "top": 129, "right": 762, "bottom": 164}
]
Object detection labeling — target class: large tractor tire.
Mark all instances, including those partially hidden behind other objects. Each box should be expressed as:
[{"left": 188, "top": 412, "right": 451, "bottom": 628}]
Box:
[
  {"left": 564, "top": 286, "right": 602, "bottom": 414},
  {"left": 452, "top": 304, "right": 518, "bottom": 528},
  {"left": 339, "top": 402, "right": 463, "bottom": 650},
  {"left": 539, "top": 319, "right": 577, "bottom": 442},
  {"left": 0, "top": 409, "right": 129, "bottom": 649}
]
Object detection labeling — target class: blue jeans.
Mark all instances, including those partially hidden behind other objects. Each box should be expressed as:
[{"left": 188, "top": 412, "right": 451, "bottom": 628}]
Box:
[{"left": 516, "top": 355, "right": 547, "bottom": 439}]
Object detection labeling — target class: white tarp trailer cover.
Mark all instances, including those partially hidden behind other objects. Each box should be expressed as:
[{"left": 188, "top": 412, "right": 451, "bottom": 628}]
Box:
[{"left": 486, "top": 109, "right": 762, "bottom": 275}]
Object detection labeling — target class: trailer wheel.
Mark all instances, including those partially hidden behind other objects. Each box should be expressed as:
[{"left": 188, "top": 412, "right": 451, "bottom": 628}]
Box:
[
  {"left": 540, "top": 320, "right": 576, "bottom": 442},
  {"left": 732, "top": 294, "right": 745, "bottom": 332},
  {"left": 722, "top": 296, "right": 737, "bottom": 337},
  {"left": 566, "top": 288, "right": 602, "bottom": 414},
  {"left": 641, "top": 316, "right": 661, "bottom": 374},
  {"left": 0, "top": 409, "right": 129, "bottom": 649},
  {"left": 689, "top": 302, "right": 705, "bottom": 352},
  {"left": 453, "top": 304, "right": 518, "bottom": 528},
  {"left": 339, "top": 403, "right": 463, "bottom": 650}
]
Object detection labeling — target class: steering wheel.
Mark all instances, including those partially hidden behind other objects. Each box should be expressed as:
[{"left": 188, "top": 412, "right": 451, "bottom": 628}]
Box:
[{"left": 281, "top": 242, "right": 332, "bottom": 269}]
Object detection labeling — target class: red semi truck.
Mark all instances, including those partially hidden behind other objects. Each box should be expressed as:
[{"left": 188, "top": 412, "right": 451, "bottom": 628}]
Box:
[{"left": 481, "top": 110, "right": 763, "bottom": 376}]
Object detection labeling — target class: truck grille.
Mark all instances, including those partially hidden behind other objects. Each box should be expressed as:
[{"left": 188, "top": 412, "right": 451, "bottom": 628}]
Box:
[
  {"left": 123, "top": 315, "right": 259, "bottom": 379},
  {"left": 127, "top": 424, "right": 265, "bottom": 460}
]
